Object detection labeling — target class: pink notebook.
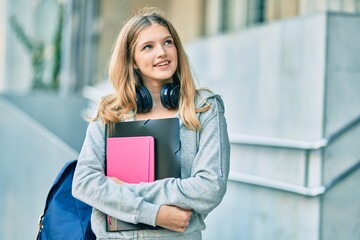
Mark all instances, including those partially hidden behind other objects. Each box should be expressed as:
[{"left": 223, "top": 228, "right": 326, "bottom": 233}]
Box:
[{"left": 106, "top": 136, "right": 155, "bottom": 183}]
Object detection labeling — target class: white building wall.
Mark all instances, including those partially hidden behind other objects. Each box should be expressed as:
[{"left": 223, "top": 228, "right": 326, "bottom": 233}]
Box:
[{"left": 187, "top": 12, "right": 360, "bottom": 240}]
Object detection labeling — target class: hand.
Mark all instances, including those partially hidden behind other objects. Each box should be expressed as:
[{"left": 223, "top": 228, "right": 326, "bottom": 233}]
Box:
[
  {"left": 108, "top": 176, "right": 124, "bottom": 184},
  {"left": 155, "top": 205, "right": 192, "bottom": 233}
]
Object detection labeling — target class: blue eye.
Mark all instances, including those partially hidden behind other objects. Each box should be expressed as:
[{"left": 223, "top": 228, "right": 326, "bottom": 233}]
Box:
[
  {"left": 143, "top": 45, "right": 152, "bottom": 50},
  {"left": 165, "top": 39, "right": 173, "bottom": 45}
]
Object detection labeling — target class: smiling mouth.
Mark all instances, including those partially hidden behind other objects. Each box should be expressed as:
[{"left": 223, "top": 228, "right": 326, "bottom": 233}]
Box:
[{"left": 155, "top": 61, "right": 170, "bottom": 67}]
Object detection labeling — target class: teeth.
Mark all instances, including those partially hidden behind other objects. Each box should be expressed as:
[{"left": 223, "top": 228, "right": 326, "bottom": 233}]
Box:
[{"left": 157, "top": 61, "right": 169, "bottom": 67}]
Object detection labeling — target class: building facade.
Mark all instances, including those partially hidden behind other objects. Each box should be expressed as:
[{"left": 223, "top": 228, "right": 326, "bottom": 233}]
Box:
[{"left": 1, "top": 0, "right": 360, "bottom": 239}]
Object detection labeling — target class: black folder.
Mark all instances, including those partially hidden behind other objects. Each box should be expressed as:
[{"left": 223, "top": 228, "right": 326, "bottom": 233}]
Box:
[{"left": 105, "top": 117, "right": 181, "bottom": 232}]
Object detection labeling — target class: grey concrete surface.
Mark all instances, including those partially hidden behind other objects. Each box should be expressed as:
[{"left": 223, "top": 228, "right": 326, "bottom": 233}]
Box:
[{"left": 0, "top": 97, "right": 79, "bottom": 239}]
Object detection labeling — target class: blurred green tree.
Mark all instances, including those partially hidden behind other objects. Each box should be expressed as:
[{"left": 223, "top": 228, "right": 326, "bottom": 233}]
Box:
[{"left": 9, "top": 2, "right": 64, "bottom": 91}]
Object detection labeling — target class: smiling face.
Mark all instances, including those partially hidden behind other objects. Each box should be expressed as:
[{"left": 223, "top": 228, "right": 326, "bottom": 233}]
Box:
[{"left": 133, "top": 23, "right": 178, "bottom": 87}]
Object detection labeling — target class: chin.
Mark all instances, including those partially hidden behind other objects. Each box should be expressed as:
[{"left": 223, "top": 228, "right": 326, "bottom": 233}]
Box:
[{"left": 158, "top": 74, "right": 176, "bottom": 82}]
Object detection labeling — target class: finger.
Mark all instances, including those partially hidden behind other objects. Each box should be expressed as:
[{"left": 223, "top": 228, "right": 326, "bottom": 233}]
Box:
[
  {"left": 180, "top": 219, "right": 190, "bottom": 228},
  {"left": 175, "top": 226, "right": 186, "bottom": 233},
  {"left": 109, "top": 177, "right": 124, "bottom": 184}
]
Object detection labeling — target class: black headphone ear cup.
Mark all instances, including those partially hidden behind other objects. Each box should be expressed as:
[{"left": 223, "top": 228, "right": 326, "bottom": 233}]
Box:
[
  {"left": 160, "top": 83, "right": 180, "bottom": 109},
  {"left": 136, "top": 86, "right": 153, "bottom": 113},
  {"left": 168, "top": 84, "right": 180, "bottom": 108},
  {"left": 160, "top": 84, "right": 171, "bottom": 109}
]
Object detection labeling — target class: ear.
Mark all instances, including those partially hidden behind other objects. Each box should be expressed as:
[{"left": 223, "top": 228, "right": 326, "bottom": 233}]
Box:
[{"left": 133, "top": 61, "right": 138, "bottom": 69}]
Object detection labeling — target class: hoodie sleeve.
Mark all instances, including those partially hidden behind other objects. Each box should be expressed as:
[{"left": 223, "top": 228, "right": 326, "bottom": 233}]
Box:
[
  {"left": 126, "top": 95, "right": 231, "bottom": 215},
  {"left": 72, "top": 120, "right": 160, "bottom": 226}
]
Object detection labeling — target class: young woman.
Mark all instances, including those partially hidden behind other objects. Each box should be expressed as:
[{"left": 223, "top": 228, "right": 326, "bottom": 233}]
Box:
[{"left": 72, "top": 8, "right": 230, "bottom": 240}]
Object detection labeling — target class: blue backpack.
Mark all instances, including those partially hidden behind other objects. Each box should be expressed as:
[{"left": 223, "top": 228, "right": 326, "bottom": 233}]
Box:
[{"left": 37, "top": 160, "right": 96, "bottom": 240}]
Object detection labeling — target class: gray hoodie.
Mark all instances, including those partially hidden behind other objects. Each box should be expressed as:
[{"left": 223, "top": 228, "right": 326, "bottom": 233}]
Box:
[{"left": 72, "top": 90, "right": 230, "bottom": 240}]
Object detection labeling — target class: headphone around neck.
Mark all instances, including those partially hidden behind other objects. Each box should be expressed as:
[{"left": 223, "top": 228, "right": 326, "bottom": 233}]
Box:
[{"left": 136, "top": 83, "right": 180, "bottom": 113}]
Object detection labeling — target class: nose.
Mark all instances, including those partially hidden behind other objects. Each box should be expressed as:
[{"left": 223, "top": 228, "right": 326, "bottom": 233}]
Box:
[{"left": 156, "top": 44, "right": 167, "bottom": 57}]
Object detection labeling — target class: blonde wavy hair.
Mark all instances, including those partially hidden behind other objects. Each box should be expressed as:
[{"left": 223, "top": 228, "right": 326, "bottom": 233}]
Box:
[{"left": 95, "top": 8, "right": 208, "bottom": 130}]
